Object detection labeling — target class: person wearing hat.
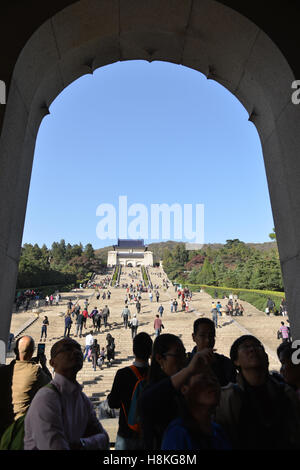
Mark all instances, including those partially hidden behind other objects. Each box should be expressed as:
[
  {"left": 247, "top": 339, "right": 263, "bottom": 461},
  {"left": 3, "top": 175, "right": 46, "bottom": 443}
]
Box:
[{"left": 214, "top": 334, "right": 300, "bottom": 450}]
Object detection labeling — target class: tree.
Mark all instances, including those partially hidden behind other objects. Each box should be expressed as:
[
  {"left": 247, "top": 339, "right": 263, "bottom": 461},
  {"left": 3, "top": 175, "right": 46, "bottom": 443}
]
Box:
[
  {"left": 84, "top": 243, "right": 95, "bottom": 259},
  {"left": 17, "top": 239, "right": 97, "bottom": 289},
  {"left": 173, "top": 244, "right": 189, "bottom": 265},
  {"left": 51, "top": 240, "right": 67, "bottom": 265},
  {"left": 71, "top": 243, "right": 83, "bottom": 258},
  {"left": 188, "top": 268, "right": 199, "bottom": 284},
  {"left": 269, "top": 228, "right": 276, "bottom": 240},
  {"left": 197, "top": 258, "right": 215, "bottom": 285}
]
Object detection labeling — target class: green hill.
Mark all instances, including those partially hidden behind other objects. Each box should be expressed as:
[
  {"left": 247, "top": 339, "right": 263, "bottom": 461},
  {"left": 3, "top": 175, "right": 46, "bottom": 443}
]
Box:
[
  {"left": 95, "top": 240, "right": 277, "bottom": 264},
  {"left": 160, "top": 239, "right": 282, "bottom": 292}
]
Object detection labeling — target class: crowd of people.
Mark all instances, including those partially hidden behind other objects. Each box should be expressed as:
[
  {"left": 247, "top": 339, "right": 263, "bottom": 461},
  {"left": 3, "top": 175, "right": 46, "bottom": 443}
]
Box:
[
  {"left": 266, "top": 297, "right": 289, "bottom": 316},
  {"left": 58, "top": 290, "right": 117, "bottom": 371},
  {"left": 83, "top": 330, "right": 115, "bottom": 370},
  {"left": 108, "top": 318, "right": 300, "bottom": 451},
  {"left": 3, "top": 268, "right": 298, "bottom": 451},
  {"left": 15, "top": 289, "right": 43, "bottom": 312},
  {"left": 3, "top": 314, "right": 299, "bottom": 450}
]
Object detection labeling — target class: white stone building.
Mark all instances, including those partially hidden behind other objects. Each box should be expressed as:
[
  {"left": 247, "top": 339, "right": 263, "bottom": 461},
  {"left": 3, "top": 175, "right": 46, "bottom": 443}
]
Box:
[{"left": 107, "top": 239, "right": 153, "bottom": 268}]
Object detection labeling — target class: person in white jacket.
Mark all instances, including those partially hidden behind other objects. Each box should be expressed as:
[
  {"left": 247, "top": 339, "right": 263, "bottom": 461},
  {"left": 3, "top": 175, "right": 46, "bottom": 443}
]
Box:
[{"left": 130, "top": 314, "right": 139, "bottom": 339}]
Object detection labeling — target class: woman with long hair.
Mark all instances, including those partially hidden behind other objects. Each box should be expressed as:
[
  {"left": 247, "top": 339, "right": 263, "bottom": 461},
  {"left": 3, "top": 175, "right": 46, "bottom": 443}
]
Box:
[
  {"left": 90, "top": 339, "right": 100, "bottom": 371},
  {"left": 40, "top": 316, "right": 49, "bottom": 341}
]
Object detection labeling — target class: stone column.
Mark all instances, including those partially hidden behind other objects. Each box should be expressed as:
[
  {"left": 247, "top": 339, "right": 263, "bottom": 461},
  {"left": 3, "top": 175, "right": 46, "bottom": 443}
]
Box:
[{"left": 0, "top": 81, "right": 37, "bottom": 363}]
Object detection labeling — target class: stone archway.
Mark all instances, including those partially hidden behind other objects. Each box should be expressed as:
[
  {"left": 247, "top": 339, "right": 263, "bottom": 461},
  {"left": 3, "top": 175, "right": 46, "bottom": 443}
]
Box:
[{"left": 1, "top": 0, "right": 300, "bottom": 360}]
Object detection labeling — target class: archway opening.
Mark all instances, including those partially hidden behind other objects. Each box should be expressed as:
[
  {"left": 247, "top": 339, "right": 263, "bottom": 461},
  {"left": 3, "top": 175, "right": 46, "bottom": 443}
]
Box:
[{"left": 1, "top": 0, "right": 299, "bottom": 360}]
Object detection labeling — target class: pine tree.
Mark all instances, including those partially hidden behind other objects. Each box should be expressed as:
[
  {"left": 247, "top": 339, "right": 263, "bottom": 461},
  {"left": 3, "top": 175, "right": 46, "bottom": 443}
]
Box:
[
  {"left": 84, "top": 243, "right": 95, "bottom": 259},
  {"left": 198, "top": 258, "right": 215, "bottom": 285}
]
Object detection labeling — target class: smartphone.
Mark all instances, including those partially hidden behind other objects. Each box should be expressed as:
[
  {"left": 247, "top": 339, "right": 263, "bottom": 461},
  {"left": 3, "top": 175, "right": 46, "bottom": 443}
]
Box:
[{"left": 37, "top": 343, "right": 45, "bottom": 357}]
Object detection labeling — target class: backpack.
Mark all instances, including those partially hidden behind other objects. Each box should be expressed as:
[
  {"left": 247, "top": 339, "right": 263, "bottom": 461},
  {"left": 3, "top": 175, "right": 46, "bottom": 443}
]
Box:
[
  {"left": 0, "top": 383, "right": 60, "bottom": 450},
  {"left": 91, "top": 344, "right": 100, "bottom": 356},
  {"left": 122, "top": 365, "right": 147, "bottom": 434},
  {"left": 0, "top": 414, "right": 26, "bottom": 450}
]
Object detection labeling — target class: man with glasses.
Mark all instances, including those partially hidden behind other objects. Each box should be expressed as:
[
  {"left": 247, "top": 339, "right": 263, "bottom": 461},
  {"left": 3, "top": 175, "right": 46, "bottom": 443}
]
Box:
[
  {"left": 188, "top": 318, "right": 236, "bottom": 386},
  {"left": 24, "top": 338, "right": 109, "bottom": 450},
  {"left": 215, "top": 334, "right": 300, "bottom": 449}
]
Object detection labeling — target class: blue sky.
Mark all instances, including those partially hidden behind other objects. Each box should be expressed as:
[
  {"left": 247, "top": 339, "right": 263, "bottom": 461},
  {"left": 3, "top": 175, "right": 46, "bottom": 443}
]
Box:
[{"left": 22, "top": 60, "right": 274, "bottom": 249}]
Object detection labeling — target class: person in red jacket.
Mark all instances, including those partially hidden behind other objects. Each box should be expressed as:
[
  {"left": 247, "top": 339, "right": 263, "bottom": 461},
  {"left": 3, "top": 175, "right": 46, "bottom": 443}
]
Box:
[
  {"left": 154, "top": 315, "right": 163, "bottom": 337},
  {"left": 82, "top": 309, "right": 89, "bottom": 329}
]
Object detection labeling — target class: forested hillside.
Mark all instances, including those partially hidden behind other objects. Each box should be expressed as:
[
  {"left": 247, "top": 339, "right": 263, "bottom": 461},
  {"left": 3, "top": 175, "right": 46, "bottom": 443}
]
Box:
[
  {"left": 17, "top": 240, "right": 105, "bottom": 289},
  {"left": 162, "top": 239, "right": 283, "bottom": 292},
  {"left": 17, "top": 238, "right": 282, "bottom": 292}
]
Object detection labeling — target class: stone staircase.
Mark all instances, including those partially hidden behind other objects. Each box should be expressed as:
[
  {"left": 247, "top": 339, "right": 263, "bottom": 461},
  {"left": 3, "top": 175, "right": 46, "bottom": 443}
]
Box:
[{"left": 7, "top": 266, "right": 285, "bottom": 443}]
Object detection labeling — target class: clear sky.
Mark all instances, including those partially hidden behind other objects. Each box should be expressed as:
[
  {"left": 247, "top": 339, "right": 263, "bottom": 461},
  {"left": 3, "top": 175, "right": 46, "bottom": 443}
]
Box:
[{"left": 22, "top": 60, "right": 274, "bottom": 249}]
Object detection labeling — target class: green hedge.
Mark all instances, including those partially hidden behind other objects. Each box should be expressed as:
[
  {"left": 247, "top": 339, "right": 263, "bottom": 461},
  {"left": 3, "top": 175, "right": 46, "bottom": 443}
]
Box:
[
  {"left": 111, "top": 266, "right": 119, "bottom": 286},
  {"left": 141, "top": 266, "right": 149, "bottom": 284},
  {"left": 77, "top": 273, "right": 94, "bottom": 285},
  {"left": 179, "top": 282, "right": 285, "bottom": 313},
  {"left": 17, "top": 269, "right": 77, "bottom": 290}
]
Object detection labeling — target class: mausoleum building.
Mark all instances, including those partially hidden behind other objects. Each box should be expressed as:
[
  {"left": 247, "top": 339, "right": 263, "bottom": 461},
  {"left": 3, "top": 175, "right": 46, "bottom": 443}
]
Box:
[{"left": 107, "top": 239, "right": 153, "bottom": 267}]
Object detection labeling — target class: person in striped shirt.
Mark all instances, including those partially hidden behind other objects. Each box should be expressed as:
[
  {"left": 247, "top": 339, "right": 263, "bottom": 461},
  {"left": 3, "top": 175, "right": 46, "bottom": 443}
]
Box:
[{"left": 279, "top": 321, "right": 290, "bottom": 343}]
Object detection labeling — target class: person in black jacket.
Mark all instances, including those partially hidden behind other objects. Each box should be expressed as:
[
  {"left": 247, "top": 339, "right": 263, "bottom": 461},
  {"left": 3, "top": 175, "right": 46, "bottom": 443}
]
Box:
[
  {"left": 107, "top": 332, "right": 153, "bottom": 450},
  {"left": 64, "top": 313, "right": 73, "bottom": 338},
  {"left": 40, "top": 316, "right": 49, "bottom": 341},
  {"left": 90, "top": 339, "right": 100, "bottom": 371},
  {"left": 106, "top": 334, "right": 115, "bottom": 365},
  {"left": 215, "top": 335, "right": 300, "bottom": 449},
  {"left": 188, "top": 318, "right": 236, "bottom": 386}
]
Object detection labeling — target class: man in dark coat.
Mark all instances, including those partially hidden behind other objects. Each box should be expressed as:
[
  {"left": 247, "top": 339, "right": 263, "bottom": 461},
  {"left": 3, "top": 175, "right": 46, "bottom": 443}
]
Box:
[{"left": 107, "top": 333, "right": 153, "bottom": 450}]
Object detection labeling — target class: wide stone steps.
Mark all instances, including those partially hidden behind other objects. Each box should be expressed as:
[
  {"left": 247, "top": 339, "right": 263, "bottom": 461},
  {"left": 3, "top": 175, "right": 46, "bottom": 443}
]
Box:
[{"left": 8, "top": 268, "right": 284, "bottom": 443}]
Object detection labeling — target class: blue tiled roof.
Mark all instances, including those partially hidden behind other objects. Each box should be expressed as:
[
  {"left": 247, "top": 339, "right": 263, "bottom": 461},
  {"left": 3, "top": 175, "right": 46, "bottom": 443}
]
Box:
[{"left": 116, "top": 239, "right": 145, "bottom": 248}]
